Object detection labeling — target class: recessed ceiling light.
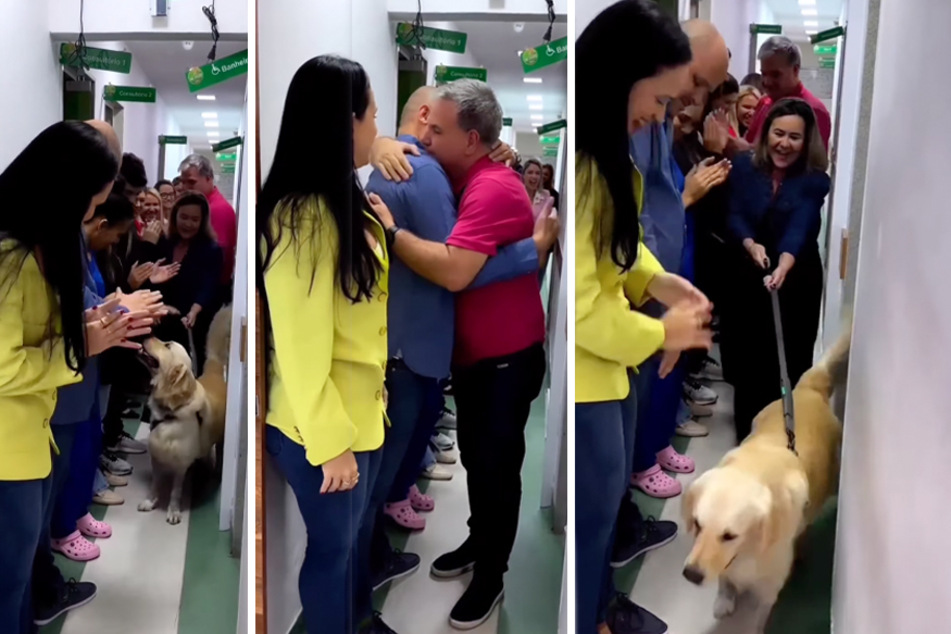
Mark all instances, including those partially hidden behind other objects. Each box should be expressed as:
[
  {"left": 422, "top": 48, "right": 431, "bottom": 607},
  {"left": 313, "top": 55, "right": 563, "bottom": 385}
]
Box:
[
  {"left": 523, "top": 77, "right": 542, "bottom": 84},
  {"left": 201, "top": 112, "right": 218, "bottom": 119},
  {"left": 207, "top": 131, "right": 220, "bottom": 137},
  {"left": 526, "top": 95, "right": 543, "bottom": 102},
  {"left": 803, "top": 20, "right": 819, "bottom": 27},
  {"left": 531, "top": 114, "right": 544, "bottom": 120},
  {"left": 197, "top": 94, "right": 216, "bottom": 101},
  {"left": 801, "top": 8, "right": 818, "bottom": 16},
  {"left": 798, "top": 0, "right": 816, "bottom": 5},
  {"left": 205, "top": 121, "right": 219, "bottom": 127},
  {"left": 806, "top": 29, "right": 818, "bottom": 35},
  {"left": 529, "top": 104, "right": 543, "bottom": 111}
]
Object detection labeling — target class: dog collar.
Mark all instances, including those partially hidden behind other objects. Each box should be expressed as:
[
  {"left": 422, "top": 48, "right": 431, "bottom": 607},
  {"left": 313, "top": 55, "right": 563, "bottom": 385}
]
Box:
[{"left": 150, "top": 409, "right": 204, "bottom": 430}]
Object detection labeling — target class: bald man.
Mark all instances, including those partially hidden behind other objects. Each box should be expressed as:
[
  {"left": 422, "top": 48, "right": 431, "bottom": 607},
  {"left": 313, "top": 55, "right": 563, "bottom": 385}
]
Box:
[
  {"left": 353, "top": 86, "right": 548, "bottom": 634},
  {"left": 611, "top": 19, "right": 732, "bottom": 572},
  {"left": 84, "top": 119, "right": 121, "bottom": 159}
]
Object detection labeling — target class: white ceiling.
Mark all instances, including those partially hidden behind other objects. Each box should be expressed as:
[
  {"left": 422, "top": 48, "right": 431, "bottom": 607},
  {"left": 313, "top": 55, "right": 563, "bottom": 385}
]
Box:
[
  {"left": 125, "top": 39, "right": 247, "bottom": 150},
  {"left": 764, "top": 0, "right": 843, "bottom": 41},
  {"left": 430, "top": 19, "right": 567, "bottom": 133}
]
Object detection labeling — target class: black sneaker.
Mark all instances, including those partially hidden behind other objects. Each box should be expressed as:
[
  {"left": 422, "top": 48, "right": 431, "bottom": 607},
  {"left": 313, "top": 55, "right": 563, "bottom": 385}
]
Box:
[
  {"left": 359, "top": 612, "right": 398, "bottom": 634},
  {"left": 448, "top": 575, "right": 503, "bottom": 630},
  {"left": 372, "top": 550, "right": 420, "bottom": 591},
  {"left": 431, "top": 539, "right": 476, "bottom": 578},
  {"left": 607, "top": 594, "right": 667, "bottom": 634},
  {"left": 611, "top": 517, "right": 678, "bottom": 568},
  {"left": 33, "top": 579, "right": 97, "bottom": 626}
]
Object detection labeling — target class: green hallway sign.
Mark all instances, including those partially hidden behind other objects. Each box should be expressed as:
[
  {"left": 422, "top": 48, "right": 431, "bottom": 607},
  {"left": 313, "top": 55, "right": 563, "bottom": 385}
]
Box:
[
  {"left": 521, "top": 37, "right": 568, "bottom": 74},
  {"left": 814, "top": 45, "right": 837, "bottom": 56},
  {"left": 159, "top": 135, "right": 187, "bottom": 145},
  {"left": 543, "top": 147, "right": 559, "bottom": 158},
  {"left": 536, "top": 119, "right": 567, "bottom": 135},
  {"left": 60, "top": 43, "right": 132, "bottom": 74},
  {"left": 395, "top": 23, "right": 467, "bottom": 53},
  {"left": 212, "top": 136, "right": 243, "bottom": 152},
  {"left": 104, "top": 85, "right": 156, "bottom": 103},
  {"left": 187, "top": 49, "right": 249, "bottom": 93},
  {"left": 434, "top": 65, "right": 487, "bottom": 85},
  {"left": 539, "top": 135, "right": 560, "bottom": 146},
  {"left": 812, "top": 26, "right": 845, "bottom": 44},
  {"left": 750, "top": 24, "right": 782, "bottom": 35},
  {"left": 503, "top": 117, "right": 513, "bottom": 126}
]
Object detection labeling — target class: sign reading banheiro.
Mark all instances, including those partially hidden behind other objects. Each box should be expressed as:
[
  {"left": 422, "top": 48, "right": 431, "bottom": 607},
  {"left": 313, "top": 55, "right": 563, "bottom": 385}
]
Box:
[
  {"left": 395, "top": 23, "right": 467, "bottom": 53},
  {"left": 103, "top": 85, "right": 156, "bottom": 103},
  {"left": 186, "top": 49, "right": 249, "bottom": 93},
  {"left": 521, "top": 37, "right": 568, "bottom": 74},
  {"left": 60, "top": 43, "right": 132, "bottom": 74}
]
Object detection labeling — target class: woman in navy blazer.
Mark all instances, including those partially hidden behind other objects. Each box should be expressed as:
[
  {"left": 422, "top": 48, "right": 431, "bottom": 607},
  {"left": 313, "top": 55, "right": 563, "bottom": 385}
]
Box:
[
  {"left": 149, "top": 192, "right": 222, "bottom": 369},
  {"left": 721, "top": 98, "right": 830, "bottom": 442}
]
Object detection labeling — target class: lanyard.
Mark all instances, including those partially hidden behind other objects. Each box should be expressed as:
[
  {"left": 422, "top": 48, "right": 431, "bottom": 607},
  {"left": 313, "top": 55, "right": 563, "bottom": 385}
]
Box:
[{"left": 770, "top": 287, "right": 797, "bottom": 455}]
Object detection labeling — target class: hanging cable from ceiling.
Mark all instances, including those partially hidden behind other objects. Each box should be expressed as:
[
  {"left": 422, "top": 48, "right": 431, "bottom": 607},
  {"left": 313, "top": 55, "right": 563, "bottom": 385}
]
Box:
[
  {"left": 63, "top": 0, "right": 89, "bottom": 71},
  {"left": 543, "top": 0, "right": 556, "bottom": 44},
  {"left": 203, "top": 0, "right": 219, "bottom": 62},
  {"left": 405, "top": 0, "right": 427, "bottom": 58}
]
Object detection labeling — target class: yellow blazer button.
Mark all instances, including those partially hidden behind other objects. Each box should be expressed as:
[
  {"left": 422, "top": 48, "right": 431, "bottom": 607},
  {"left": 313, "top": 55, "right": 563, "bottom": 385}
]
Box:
[
  {"left": 43, "top": 418, "right": 49, "bottom": 428},
  {"left": 375, "top": 390, "right": 382, "bottom": 401},
  {"left": 378, "top": 292, "right": 387, "bottom": 302},
  {"left": 379, "top": 326, "right": 387, "bottom": 336}
]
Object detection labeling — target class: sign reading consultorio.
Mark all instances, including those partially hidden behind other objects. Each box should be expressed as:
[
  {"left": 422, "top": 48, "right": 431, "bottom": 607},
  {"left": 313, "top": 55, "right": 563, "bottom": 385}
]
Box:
[{"left": 186, "top": 49, "right": 249, "bottom": 92}]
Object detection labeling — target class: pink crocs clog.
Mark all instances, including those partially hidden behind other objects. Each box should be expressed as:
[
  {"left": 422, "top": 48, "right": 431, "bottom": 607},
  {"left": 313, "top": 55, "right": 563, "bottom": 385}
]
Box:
[
  {"left": 408, "top": 485, "right": 434, "bottom": 512},
  {"left": 631, "top": 464, "right": 682, "bottom": 499},
  {"left": 656, "top": 445, "right": 695, "bottom": 474},
  {"left": 383, "top": 499, "right": 426, "bottom": 531},
  {"left": 51, "top": 530, "right": 101, "bottom": 562},
  {"left": 77, "top": 512, "right": 112, "bottom": 539}
]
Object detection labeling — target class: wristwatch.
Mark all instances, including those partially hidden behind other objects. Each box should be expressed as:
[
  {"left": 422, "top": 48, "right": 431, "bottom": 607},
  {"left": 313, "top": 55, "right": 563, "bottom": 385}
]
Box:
[{"left": 385, "top": 224, "right": 402, "bottom": 249}]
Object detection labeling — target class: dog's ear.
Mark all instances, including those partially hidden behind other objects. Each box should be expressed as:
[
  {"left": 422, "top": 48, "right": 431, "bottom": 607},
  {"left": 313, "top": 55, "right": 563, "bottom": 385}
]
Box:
[
  {"left": 168, "top": 363, "right": 191, "bottom": 387},
  {"left": 756, "top": 486, "right": 779, "bottom": 554},
  {"left": 682, "top": 470, "right": 710, "bottom": 535}
]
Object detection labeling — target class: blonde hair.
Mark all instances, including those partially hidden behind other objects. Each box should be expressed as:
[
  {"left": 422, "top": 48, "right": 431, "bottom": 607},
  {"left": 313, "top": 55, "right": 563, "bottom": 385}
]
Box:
[{"left": 737, "top": 85, "right": 762, "bottom": 108}]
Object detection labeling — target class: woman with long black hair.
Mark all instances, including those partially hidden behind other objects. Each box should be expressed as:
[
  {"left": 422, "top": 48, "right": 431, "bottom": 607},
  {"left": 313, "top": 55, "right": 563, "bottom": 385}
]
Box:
[
  {"left": 575, "top": 2, "right": 715, "bottom": 632},
  {"left": 257, "top": 55, "right": 394, "bottom": 634},
  {"left": 722, "top": 98, "right": 830, "bottom": 442},
  {"left": 0, "top": 121, "right": 149, "bottom": 634}
]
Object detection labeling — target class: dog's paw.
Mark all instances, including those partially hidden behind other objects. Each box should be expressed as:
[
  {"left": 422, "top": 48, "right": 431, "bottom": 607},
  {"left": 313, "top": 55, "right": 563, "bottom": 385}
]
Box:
[
  {"left": 713, "top": 594, "right": 736, "bottom": 620},
  {"left": 138, "top": 499, "right": 156, "bottom": 512},
  {"left": 166, "top": 508, "right": 183, "bottom": 525}
]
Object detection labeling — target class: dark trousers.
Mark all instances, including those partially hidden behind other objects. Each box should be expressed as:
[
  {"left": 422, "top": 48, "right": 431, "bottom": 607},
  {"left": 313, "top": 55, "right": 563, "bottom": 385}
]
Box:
[
  {"left": 453, "top": 344, "right": 546, "bottom": 580},
  {"left": 100, "top": 348, "right": 148, "bottom": 448},
  {"left": 32, "top": 425, "right": 77, "bottom": 612},
  {"left": 576, "top": 371, "right": 638, "bottom": 632},
  {"left": 356, "top": 361, "right": 442, "bottom": 622},
  {"left": 0, "top": 472, "right": 53, "bottom": 634},
  {"left": 631, "top": 356, "right": 684, "bottom": 473},
  {"left": 726, "top": 248, "right": 823, "bottom": 441},
  {"left": 266, "top": 426, "right": 382, "bottom": 634},
  {"left": 386, "top": 369, "right": 443, "bottom": 503},
  {"left": 51, "top": 411, "right": 101, "bottom": 540}
]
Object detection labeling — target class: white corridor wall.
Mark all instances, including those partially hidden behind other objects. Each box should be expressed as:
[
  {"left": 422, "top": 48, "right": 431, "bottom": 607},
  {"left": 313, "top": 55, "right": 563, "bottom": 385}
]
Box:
[{"left": 832, "top": 0, "right": 951, "bottom": 631}]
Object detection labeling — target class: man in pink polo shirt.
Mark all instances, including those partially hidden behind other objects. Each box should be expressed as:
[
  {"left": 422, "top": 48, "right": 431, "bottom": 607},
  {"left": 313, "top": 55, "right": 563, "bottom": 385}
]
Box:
[
  {"left": 727, "top": 36, "right": 831, "bottom": 154},
  {"left": 370, "top": 79, "right": 546, "bottom": 629},
  {"left": 179, "top": 153, "right": 237, "bottom": 289}
]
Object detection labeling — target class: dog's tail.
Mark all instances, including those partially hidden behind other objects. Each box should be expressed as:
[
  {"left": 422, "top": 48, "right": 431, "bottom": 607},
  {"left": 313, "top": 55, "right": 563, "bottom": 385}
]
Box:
[
  {"left": 204, "top": 304, "right": 233, "bottom": 370},
  {"left": 796, "top": 314, "right": 853, "bottom": 398}
]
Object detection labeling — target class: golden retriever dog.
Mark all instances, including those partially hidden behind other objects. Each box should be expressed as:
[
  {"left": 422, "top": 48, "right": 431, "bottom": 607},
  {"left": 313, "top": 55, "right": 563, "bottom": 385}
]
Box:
[
  {"left": 137, "top": 306, "right": 231, "bottom": 524},
  {"left": 681, "top": 324, "right": 851, "bottom": 632}
]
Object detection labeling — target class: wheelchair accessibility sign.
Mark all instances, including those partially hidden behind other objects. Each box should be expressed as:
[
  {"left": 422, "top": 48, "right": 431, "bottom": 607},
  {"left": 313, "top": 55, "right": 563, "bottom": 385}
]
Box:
[{"left": 187, "top": 49, "right": 249, "bottom": 92}]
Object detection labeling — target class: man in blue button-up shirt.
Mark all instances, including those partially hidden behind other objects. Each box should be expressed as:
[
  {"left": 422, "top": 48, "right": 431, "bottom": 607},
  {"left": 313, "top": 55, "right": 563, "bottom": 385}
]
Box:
[{"left": 354, "top": 86, "right": 547, "bottom": 630}]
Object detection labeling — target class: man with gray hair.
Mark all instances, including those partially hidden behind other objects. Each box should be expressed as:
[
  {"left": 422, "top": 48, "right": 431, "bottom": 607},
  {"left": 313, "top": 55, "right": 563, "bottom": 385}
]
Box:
[
  {"left": 178, "top": 153, "right": 237, "bottom": 286},
  {"left": 370, "top": 79, "right": 548, "bottom": 629},
  {"left": 740, "top": 35, "right": 831, "bottom": 149}
]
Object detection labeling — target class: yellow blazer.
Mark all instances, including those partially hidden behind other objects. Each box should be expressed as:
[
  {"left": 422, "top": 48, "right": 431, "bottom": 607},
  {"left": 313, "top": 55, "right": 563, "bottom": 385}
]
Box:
[
  {"left": 0, "top": 244, "right": 81, "bottom": 480},
  {"left": 575, "top": 154, "right": 667, "bottom": 404},
  {"left": 264, "top": 196, "right": 389, "bottom": 467}
]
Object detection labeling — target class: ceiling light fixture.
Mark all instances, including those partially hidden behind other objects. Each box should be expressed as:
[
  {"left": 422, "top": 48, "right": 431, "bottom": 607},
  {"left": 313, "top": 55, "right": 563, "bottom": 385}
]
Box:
[
  {"left": 801, "top": 8, "right": 818, "bottom": 16},
  {"left": 207, "top": 131, "right": 220, "bottom": 137},
  {"left": 197, "top": 94, "right": 216, "bottom": 101},
  {"left": 531, "top": 114, "right": 544, "bottom": 120},
  {"left": 201, "top": 112, "right": 218, "bottom": 118},
  {"left": 205, "top": 121, "right": 219, "bottom": 127},
  {"left": 803, "top": 20, "right": 819, "bottom": 27},
  {"left": 526, "top": 95, "right": 543, "bottom": 102},
  {"left": 523, "top": 77, "right": 543, "bottom": 84},
  {"left": 805, "top": 29, "right": 818, "bottom": 35},
  {"left": 529, "top": 104, "right": 543, "bottom": 111}
]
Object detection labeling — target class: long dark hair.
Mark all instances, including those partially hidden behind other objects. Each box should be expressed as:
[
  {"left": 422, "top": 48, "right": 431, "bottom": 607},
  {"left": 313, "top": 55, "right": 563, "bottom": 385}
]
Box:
[
  {"left": 576, "top": 0, "right": 691, "bottom": 270},
  {"left": 257, "top": 55, "right": 381, "bottom": 302},
  {"left": 169, "top": 191, "right": 216, "bottom": 244},
  {"left": 0, "top": 121, "right": 119, "bottom": 372},
  {"left": 752, "top": 98, "right": 829, "bottom": 174}
]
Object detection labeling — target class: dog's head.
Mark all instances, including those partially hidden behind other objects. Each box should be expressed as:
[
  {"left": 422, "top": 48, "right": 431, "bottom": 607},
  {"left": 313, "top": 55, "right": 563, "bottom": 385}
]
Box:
[
  {"left": 680, "top": 466, "right": 808, "bottom": 586},
  {"left": 139, "top": 338, "right": 198, "bottom": 410}
]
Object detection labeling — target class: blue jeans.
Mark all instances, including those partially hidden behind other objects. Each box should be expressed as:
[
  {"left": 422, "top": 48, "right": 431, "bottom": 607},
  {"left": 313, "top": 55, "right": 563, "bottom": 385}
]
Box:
[
  {"left": 632, "top": 358, "right": 687, "bottom": 473},
  {"left": 51, "top": 410, "right": 102, "bottom": 539},
  {"left": 0, "top": 472, "right": 53, "bottom": 634},
  {"left": 32, "top": 425, "right": 78, "bottom": 612},
  {"left": 266, "top": 426, "right": 382, "bottom": 634},
  {"left": 356, "top": 361, "right": 441, "bottom": 622},
  {"left": 575, "top": 371, "right": 638, "bottom": 632}
]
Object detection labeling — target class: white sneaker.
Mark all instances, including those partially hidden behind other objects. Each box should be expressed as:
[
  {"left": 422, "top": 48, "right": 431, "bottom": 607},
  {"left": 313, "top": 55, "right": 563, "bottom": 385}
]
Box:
[
  {"left": 435, "top": 408, "right": 457, "bottom": 431},
  {"left": 436, "top": 447, "right": 458, "bottom": 464},
  {"left": 421, "top": 464, "right": 453, "bottom": 481},
  {"left": 689, "top": 401, "right": 715, "bottom": 418},
  {"left": 432, "top": 432, "right": 455, "bottom": 452},
  {"left": 691, "top": 357, "right": 724, "bottom": 382},
  {"left": 675, "top": 420, "right": 710, "bottom": 437},
  {"left": 100, "top": 452, "right": 133, "bottom": 476},
  {"left": 684, "top": 380, "right": 718, "bottom": 405},
  {"left": 107, "top": 430, "right": 147, "bottom": 455}
]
